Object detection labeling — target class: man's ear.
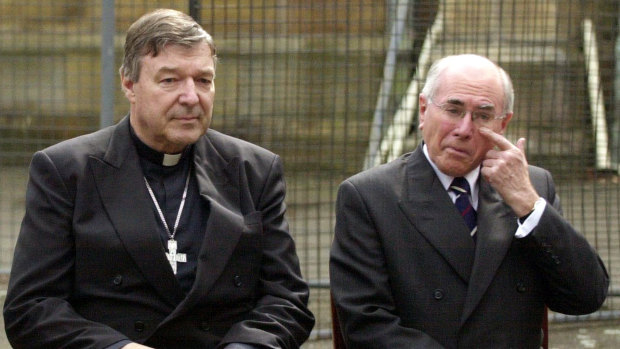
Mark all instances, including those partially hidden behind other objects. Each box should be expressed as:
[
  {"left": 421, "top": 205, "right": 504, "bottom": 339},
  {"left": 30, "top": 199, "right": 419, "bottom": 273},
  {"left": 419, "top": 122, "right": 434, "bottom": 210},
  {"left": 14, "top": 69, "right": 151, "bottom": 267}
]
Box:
[
  {"left": 120, "top": 73, "right": 136, "bottom": 102},
  {"left": 418, "top": 94, "right": 428, "bottom": 130}
]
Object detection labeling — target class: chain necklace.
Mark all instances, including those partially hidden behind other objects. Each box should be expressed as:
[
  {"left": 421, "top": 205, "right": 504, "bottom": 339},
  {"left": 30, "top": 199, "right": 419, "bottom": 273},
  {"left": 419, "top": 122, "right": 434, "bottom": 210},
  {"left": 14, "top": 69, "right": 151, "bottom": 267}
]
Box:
[{"left": 144, "top": 169, "right": 191, "bottom": 274}]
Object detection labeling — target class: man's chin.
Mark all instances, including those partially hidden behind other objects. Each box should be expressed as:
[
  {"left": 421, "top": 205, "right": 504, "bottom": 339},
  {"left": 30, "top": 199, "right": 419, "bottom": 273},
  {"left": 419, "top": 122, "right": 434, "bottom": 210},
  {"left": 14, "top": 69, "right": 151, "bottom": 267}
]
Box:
[
  {"left": 168, "top": 130, "right": 206, "bottom": 148},
  {"left": 436, "top": 160, "right": 476, "bottom": 177}
]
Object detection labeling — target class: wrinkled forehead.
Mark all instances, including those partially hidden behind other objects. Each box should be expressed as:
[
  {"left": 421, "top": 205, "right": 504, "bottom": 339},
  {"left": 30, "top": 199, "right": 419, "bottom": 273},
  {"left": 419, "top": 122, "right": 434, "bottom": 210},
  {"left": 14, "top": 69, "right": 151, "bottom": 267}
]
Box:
[{"left": 434, "top": 64, "right": 505, "bottom": 108}]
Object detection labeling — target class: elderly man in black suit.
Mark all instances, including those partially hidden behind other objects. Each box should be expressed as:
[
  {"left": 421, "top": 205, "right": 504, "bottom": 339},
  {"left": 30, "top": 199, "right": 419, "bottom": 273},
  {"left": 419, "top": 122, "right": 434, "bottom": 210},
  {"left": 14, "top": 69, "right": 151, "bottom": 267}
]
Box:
[
  {"left": 4, "top": 9, "right": 314, "bottom": 349},
  {"left": 330, "top": 54, "right": 608, "bottom": 348}
]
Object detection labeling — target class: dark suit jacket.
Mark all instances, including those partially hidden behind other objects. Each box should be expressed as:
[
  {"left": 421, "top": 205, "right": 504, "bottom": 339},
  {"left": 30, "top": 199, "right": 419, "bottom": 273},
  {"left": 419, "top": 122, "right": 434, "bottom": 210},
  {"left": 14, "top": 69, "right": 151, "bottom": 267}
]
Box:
[
  {"left": 330, "top": 145, "right": 608, "bottom": 348},
  {"left": 3, "top": 116, "right": 314, "bottom": 349}
]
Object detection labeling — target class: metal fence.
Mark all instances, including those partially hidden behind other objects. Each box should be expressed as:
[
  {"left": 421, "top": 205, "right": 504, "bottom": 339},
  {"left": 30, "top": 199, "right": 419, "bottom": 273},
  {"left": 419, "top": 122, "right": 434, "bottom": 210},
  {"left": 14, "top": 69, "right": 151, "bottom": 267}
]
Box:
[{"left": 1, "top": 0, "right": 620, "bottom": 345}]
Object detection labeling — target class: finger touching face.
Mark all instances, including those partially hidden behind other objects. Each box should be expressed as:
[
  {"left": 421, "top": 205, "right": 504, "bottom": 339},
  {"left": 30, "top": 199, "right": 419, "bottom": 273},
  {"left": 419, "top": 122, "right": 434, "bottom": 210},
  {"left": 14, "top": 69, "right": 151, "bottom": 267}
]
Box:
[
  {"left": 420, "top": 59, "right": 512, "bottom": 176},
  {"left": 478, "top": 124, "right": 515, "bottom": 152}
]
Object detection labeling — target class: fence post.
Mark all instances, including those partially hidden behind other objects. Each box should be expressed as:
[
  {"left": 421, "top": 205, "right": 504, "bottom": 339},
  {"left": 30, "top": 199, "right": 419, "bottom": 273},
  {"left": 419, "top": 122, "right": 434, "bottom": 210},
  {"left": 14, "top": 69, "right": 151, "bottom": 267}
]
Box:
[
  {"left": 613, "top": 10, "right": 620, "bottom": 168},
  {"left": 363, "top": 0, "right": 411, "bottom": 170},
  {"left": 189, "top": 0, "right": 201, "bottom": 22},
  {"left": 100, "top": 0, "right": 115, "bottom": 129}
]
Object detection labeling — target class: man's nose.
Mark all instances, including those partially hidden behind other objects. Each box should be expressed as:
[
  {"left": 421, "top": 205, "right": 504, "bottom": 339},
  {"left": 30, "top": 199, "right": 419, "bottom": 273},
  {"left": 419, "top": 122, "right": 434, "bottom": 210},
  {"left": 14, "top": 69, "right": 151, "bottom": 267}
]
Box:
[
  {"left": 453, "top": 111, "right": 475, "bottom": 136},
  {"left": 178, "top": 78, "right": 199, "bottom": 105}
]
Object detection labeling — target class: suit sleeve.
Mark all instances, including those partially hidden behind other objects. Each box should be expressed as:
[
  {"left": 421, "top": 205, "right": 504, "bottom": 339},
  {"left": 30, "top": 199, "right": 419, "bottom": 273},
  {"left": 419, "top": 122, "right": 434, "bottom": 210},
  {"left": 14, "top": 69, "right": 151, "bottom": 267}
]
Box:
[
  {"left": 329, "top": 180, "right": 445, "bottom": 348},
  {"left": 522, "top": 168, "right": 609, "bottom": 315},
  {"left": 219, "top": 155, "right": 315, "bottom": 349},
  {"left": 3, "top": 151, "right": 129, "bottom": 348}
]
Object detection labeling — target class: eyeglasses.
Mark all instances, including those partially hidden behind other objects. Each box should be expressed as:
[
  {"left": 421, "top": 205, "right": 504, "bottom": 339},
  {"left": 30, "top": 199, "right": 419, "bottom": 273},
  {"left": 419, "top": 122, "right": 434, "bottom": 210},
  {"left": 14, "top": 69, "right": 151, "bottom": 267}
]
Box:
[{"left": 428, "top": 98, "right": 506, "bottom": 126}]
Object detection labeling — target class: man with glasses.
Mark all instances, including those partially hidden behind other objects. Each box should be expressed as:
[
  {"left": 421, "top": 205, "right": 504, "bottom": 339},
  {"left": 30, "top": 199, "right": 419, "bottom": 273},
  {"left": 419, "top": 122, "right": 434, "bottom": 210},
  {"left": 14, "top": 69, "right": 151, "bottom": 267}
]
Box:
[{"left": 330, "top": 54, "right": 608, "bottom": 348}]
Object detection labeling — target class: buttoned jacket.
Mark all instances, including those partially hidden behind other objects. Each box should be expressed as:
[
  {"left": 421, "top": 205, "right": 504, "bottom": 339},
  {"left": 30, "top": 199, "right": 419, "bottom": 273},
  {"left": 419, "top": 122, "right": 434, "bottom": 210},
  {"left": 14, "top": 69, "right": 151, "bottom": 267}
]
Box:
[
  {"left": 330, "top": 145, "right": 608, "bottom": 348},
  {"left": 4, "top": 116, "right": 314, "bottom": 349}
]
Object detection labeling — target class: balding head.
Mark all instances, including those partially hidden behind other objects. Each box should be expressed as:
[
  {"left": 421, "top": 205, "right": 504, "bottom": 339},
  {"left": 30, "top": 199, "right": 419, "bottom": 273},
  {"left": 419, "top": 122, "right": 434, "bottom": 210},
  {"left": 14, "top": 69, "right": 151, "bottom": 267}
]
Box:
[{"left": 421, "top": 54, "right": 514, "bottom": 115}]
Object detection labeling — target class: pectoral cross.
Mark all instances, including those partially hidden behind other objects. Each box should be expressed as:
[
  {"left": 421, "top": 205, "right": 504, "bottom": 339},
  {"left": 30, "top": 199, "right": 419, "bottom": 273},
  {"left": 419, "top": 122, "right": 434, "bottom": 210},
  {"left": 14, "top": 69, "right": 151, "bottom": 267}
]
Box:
[{"left": 166, "top": 239, "right": 187, "bottom": 275}]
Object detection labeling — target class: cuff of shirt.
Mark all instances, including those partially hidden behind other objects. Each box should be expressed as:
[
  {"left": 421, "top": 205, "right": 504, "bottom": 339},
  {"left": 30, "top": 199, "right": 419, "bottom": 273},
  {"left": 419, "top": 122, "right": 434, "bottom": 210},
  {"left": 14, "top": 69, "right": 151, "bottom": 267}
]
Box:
[{"left": 515, "top": 197, "right": 547, "bottom": 238}]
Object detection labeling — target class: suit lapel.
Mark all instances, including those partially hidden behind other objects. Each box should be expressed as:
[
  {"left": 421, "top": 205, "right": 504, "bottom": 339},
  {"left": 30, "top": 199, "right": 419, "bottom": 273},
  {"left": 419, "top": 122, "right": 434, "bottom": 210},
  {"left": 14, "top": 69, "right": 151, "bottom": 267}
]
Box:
[
  {"left": 90, "top": 117, "right": 185, "bottom": 307},
  {"left": 170, "top": 199, "right": 246, "bottom": 317},
  {"left": 398, "top": 147, "right": 476, "bottom": 283},
  {"left": 169, "top": 133, "right": 246, "bottom": 312},
  {"left": 460, "top": 178, "right": 516, "bottom": 324},
  {"left": 192, "top": 133, "right": 240, "bottom": 214}
]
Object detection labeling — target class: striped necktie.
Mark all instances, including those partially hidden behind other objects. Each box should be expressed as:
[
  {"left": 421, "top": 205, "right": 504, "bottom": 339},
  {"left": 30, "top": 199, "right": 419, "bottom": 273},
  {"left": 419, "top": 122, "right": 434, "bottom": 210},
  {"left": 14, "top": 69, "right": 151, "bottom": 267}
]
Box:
[{"left": 450, "top": 177, "right": 477, "bottom": 239}]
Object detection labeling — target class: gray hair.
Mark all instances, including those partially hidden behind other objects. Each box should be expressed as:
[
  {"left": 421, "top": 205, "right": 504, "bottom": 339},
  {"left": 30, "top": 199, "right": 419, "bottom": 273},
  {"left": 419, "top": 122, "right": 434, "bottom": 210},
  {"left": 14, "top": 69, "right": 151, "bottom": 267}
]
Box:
[
  {"left": 420, "top": 54, "right": 514, "bottom": 114},
  {"left": 120, "top": 8, "right": 217, "bottom": 82}
]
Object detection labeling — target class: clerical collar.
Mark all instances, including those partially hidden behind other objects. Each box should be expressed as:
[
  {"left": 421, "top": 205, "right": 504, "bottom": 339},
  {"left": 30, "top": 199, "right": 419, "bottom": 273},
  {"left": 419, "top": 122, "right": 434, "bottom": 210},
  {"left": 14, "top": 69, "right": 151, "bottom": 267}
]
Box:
[{"left": 130, "top": 125, "right": 190, "bottom": 167}]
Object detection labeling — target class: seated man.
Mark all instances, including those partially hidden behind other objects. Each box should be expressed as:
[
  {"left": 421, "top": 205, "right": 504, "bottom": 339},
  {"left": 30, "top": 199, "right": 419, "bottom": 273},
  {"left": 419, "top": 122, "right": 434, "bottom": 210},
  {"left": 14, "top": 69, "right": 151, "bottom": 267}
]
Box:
[
  {"left": 4, "top": 9, "right": 314, "bottom": 349},
  {"left": 330, "top": 54, "right": 609, "bottom": 348}
]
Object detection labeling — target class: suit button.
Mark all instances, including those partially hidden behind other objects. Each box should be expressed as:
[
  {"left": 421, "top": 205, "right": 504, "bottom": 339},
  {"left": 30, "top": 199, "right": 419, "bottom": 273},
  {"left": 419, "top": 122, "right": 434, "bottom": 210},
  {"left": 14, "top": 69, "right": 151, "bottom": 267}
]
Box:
[
  {"left": 234, "top": 275, "right": 242, "bottom": 287},
  {"left": 134, "top": 321, "right": 145, "bottom": 332},
  {"left": 433, "top": 289, "right": 444, "bottom": 300},
  {"left": 113, "top": 275, "right": 123, "bottom": 286},
  {"left": 516, "top": 282, "right": 527, "bottom": 293},
  {"left": 199, "top": 321, "right": 210, "bottom": 332}
]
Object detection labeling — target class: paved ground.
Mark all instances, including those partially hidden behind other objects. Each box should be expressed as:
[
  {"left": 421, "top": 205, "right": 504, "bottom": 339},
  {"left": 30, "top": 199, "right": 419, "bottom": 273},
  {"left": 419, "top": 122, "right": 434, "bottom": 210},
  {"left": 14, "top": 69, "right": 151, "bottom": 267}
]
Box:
[{"left": 548, "top": 320, "right": 620, "bottom": 349}]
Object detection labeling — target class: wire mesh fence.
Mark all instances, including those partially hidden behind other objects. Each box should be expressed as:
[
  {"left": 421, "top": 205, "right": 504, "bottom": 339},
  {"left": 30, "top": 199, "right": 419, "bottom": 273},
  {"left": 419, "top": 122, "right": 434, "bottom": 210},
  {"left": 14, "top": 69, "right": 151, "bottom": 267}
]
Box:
[{"left": 1, "top": 0, "right": 619, "bottom": 346}]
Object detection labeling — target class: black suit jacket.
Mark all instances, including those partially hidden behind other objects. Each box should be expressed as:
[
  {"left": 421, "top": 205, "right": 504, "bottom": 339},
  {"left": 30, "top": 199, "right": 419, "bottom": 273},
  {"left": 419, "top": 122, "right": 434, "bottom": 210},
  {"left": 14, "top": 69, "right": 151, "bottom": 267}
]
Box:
[
  {"left": 4, "top": 116, "right": 314, "bottom": 349},
  {"left": 330, "top": 145, "right": 608, "bottom": 348}
]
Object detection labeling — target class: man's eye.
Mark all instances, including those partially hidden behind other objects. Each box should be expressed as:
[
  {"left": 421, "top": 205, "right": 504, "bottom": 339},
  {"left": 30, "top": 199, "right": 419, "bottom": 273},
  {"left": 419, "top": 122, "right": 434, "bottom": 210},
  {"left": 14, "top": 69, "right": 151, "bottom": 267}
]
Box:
[
  {"left": 161, "top": 78, "right": 176, "bottom": 84},
  {"left": 475, "top": 113, "right": 492, "bottom": 121},
  {"left": 444, "top": 107, "right": 462, "bottom": 116},
  {"left": 197, "top": 78, "right": 212, "bottom": 84}
]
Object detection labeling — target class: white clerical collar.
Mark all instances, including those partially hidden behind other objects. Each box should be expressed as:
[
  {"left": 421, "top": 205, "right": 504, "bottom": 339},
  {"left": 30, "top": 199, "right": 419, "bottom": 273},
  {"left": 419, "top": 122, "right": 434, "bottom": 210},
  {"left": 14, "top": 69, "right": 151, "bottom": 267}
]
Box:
[
  {"left": 130, "top": 123, "right": 189, "bottom": 167},
  {"left": 162, "top": 153, "right": 182, "bottom": 167},
  {"left": 422, "top": 144, "right": 480, "bottom": 206}
]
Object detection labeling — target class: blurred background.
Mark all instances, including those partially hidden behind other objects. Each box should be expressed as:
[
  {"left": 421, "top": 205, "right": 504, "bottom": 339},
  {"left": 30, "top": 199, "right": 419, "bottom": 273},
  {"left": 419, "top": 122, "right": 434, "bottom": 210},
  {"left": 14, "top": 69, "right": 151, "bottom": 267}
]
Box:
[{"left": 1, "top": 0, "right": 620, "bottom": 347}]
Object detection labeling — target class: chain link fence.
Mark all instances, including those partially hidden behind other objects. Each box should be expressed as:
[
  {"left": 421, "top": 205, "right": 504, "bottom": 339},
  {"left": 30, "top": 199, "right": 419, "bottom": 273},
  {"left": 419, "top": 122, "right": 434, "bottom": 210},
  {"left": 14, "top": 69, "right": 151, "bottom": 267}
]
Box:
[{"left": 1, "top": 0, "right": 619, "bottom": 346}]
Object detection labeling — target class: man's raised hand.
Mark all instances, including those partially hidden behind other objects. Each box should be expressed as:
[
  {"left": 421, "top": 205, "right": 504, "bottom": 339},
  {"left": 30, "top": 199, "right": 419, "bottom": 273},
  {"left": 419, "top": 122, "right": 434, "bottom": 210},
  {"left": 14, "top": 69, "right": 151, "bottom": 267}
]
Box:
[{"left": 479, "top": 127, "right": 539, "bottom": 217}]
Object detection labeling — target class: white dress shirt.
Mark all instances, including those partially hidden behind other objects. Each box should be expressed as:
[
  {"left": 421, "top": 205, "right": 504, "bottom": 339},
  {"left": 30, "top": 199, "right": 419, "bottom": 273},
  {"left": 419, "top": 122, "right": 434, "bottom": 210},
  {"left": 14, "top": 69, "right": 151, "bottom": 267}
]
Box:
[{"left": 422, "top": 144, "right": 546, "bottom": 238}]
